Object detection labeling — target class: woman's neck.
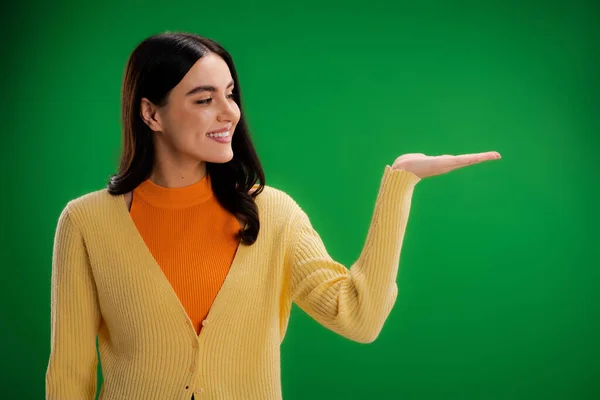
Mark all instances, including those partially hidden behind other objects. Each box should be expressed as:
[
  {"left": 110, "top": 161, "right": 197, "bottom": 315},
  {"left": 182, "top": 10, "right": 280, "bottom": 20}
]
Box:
[{"left": 148, "top": 160, "right": 207, "bottom": 188}]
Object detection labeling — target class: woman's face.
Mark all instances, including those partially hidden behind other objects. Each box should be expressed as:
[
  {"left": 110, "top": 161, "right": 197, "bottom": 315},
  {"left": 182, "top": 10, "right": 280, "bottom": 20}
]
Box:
[{"left": 141, "top": 52, "right": 241, "bottom": 164}]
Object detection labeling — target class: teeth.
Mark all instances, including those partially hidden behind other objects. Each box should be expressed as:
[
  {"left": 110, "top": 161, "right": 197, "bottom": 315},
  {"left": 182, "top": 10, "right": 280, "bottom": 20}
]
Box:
[{"left": 207, "top": 131, "right": 230, "bottom": 138}]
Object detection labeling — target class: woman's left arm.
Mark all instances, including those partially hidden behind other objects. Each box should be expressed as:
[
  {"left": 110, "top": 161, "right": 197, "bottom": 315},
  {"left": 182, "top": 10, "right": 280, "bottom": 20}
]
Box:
[
  {"left": 285, "top": 166, "right": 420, "bottom": 343},
  {"left": 285, "top": 151, "right": 501, "bottom": 343}
]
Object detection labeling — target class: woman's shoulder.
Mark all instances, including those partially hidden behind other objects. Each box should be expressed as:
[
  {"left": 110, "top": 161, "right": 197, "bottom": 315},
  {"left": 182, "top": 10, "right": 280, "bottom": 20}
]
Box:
[
  {"left": 58, "top": 188, "right": 119, "bottom": 225},
  {"left": 66, "top": 187, "right": 115, "bottom": 207},
  {"left": 255, "top": 184, "right": 303, "bottom": 219}
]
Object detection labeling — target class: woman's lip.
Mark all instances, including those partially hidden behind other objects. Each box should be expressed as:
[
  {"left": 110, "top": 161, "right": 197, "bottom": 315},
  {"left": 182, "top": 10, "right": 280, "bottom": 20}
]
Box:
[{"left": 207, "top": 126, "right": 232, "bottom": 134}]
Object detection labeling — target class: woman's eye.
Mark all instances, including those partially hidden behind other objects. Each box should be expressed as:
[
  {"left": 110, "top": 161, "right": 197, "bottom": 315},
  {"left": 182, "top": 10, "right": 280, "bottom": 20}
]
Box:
[{"left": 195, "top": 94, "right": 234, "bottom": 105}]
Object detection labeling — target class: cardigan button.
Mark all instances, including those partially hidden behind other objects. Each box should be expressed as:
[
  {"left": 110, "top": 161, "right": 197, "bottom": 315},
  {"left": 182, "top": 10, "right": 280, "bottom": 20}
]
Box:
[{"left": 201, "top": 319, "right": 208, "bottom": 327}]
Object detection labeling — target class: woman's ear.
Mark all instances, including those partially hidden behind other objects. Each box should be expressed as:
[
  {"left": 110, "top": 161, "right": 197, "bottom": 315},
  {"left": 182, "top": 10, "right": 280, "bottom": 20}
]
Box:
[{"left": 140, "top": 98, "right": 163, "bottom": 132}]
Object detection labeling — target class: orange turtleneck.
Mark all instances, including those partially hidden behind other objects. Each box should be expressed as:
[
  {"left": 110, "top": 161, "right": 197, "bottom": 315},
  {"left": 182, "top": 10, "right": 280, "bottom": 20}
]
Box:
[{"left": 129, "top": 173, "right": 242, "bottom": 335}]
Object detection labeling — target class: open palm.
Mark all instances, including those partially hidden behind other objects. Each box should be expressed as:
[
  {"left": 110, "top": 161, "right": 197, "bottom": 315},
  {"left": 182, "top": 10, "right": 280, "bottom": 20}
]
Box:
[{"left": 392, "top": 151, "right": 502, "bottom": 178}]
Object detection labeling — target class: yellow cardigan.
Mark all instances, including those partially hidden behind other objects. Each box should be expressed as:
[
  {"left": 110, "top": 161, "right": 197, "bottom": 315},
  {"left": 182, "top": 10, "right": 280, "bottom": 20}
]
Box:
[{"left": 45, "top": 165, "right": 421, "bottom": 400}]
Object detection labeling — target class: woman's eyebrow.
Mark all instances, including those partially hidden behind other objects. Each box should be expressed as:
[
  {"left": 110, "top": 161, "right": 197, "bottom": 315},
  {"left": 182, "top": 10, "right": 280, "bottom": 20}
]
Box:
[{"left": 185, "top": 80, "right": 234, "bottom": 96}]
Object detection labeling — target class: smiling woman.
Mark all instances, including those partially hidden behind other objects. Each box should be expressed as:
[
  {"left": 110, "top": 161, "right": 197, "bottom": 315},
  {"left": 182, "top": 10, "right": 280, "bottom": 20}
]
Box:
[{"left": 45, "top": 31, "right": 480, "bottom": 400}]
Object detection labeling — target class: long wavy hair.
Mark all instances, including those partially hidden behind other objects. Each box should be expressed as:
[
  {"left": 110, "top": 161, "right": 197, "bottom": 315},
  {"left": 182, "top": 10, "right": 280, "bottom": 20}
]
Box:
[{"left": 107, "top": 32, "right": 265, "bottom": 245}]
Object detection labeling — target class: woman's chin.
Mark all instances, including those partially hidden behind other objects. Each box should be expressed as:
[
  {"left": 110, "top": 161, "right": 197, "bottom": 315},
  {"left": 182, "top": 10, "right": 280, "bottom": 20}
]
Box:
[{"left": 199, "top": 151, "right": 234, "bottom": 164}]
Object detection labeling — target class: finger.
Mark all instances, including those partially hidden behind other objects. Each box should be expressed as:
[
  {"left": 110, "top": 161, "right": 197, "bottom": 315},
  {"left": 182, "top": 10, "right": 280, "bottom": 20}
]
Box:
[
  {"left": 396, "top": 153, "right": 426, "bottom": 160},
  {"left": 452, "top": 151, "right": 501, "bottom": 166}
]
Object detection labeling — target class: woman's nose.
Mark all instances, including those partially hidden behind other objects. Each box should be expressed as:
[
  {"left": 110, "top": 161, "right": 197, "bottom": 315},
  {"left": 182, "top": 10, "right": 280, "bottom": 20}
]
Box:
[{"left": 218, "top": 99, "right": 238, "bottom": 120}]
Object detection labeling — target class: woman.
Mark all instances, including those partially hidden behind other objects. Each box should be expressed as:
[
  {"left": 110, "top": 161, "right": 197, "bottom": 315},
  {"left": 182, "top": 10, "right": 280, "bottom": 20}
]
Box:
[{"left": 45, "top": 32, "right": 501, "bottom": 400}]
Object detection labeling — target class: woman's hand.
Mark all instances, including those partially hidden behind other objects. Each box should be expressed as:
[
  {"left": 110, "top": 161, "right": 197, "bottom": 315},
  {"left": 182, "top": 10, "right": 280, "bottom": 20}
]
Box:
[{"left": 392, "top": 151, "right": 502, "bottom": 179}]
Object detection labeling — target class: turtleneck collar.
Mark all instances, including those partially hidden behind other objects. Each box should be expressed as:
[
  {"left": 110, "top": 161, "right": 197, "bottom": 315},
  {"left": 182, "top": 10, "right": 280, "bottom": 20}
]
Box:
[{"left": 133, "top": 173, "right": 214, "bottom": 208}]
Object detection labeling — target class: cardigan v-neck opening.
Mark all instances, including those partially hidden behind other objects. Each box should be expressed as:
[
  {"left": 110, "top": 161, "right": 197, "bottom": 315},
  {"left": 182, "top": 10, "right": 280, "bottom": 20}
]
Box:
[{"left": 115, "top": 193, "right": 245, "bottom": 339}]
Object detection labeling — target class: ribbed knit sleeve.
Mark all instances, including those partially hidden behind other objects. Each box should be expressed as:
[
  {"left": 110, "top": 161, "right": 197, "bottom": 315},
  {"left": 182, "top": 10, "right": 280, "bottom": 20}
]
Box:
[
  {"left": 287, "top": 165, "right": 421, "bottom": 343},
  {"left": 46, "top": 204, "right": 101, "bottom": 399}
]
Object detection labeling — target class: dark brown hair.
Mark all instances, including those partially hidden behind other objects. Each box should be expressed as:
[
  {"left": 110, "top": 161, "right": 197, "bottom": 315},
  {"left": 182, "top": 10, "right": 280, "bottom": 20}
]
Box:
[{"left": 107, "top": 31, "right": 265, "bottom": 245}]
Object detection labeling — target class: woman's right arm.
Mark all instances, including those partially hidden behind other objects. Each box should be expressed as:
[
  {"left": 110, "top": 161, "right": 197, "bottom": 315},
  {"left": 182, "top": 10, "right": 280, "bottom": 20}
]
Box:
[{"left": 45, "top": 204, "right": 101, "bottom": 400}]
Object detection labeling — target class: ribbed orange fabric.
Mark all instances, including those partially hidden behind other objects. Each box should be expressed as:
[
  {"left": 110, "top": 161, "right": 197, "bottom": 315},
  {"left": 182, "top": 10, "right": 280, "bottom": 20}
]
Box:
[{"left": 129, "top": 173, "right": 241, "bottom": 335}]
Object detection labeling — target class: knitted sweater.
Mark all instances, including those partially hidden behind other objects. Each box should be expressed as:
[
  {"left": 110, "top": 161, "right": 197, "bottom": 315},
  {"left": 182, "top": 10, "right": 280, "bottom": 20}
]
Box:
[{"left": 45, "top": 165, "right": 421, "bottom": 400}]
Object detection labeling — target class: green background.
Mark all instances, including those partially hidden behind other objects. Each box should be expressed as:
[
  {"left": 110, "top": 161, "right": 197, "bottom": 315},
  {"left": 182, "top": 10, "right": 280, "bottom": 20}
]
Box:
[{"left": 2, "top": 0, "right": 598, "bottom": 399}]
